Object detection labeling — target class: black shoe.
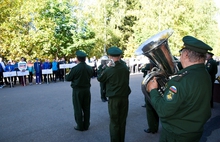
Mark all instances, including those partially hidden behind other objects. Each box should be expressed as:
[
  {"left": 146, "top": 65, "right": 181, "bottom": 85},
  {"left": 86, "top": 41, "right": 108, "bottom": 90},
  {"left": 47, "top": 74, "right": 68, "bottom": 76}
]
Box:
[
  {"left": 102, "top": 98, "right": 107, "bottom": 102},
  {"left": 74, "top": 126, "right": 83, "bottom": 131},
  {"left": 142, "top": 104, "right": 146, "bottom": 108},
  {"left": 144, "top": 129, "right": 157, "bottom": 134},
  {"left": 84, "top": 127, "right": 89, "bottom": 131}
]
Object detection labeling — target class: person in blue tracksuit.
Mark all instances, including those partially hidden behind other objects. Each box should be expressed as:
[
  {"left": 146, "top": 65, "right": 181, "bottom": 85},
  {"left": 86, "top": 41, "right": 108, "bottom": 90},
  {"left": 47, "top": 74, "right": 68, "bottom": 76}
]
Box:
[
  {"left": 34, "top": 58, "right": 42, "bottom": 84},
  {"left": 5, "top": 61, "right": 15, "bottom": 87},
  {"left": 42, "top": 59, "right": 52, "bottom": 83}
]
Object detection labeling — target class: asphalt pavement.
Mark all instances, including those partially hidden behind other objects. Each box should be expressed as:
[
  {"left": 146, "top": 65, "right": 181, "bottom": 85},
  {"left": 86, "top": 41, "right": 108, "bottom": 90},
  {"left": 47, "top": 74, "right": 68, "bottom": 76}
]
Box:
[{"left": 0, "top": 73, "right": 219, "bottom": 142}]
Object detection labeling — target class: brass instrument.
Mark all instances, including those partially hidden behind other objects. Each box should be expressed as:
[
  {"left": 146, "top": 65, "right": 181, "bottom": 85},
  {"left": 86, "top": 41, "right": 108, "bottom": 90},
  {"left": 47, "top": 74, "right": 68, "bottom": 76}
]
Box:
[
  {"left": 100, "top": 55, "right": 115, "bottom": 67},
  {"left": 135, "top": 29, "right": 179, "bottom": 103}
]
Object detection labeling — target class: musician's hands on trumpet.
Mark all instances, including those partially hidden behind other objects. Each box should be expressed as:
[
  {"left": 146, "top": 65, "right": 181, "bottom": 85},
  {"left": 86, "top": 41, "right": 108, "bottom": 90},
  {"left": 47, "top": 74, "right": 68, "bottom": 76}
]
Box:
[
  {"left": 147, "top": 77, "right": 158, "bottom": 92},
  {"left": 107, "top": 59, "right": 115, "bottom": 67}
]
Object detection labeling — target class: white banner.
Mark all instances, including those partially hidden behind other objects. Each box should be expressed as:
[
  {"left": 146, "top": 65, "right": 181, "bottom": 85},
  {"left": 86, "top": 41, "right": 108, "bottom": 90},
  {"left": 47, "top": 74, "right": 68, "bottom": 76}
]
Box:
[
  {"left": 69, "top": 63, "right": 77, "bottom": 68},
  {"left": 59, "top": 64, "right": 67, "bottom": 69},
  {"left": 59, "top": 63, "right": 77, "bottom": 69},
  {"left": 3, "top": 71, "right": 17, "bottom": 77},
  {"left": 42, "top": 69, "right": 53, "bottom": 74},
  {"left": 87, "top": 62, "right": 95, "bottom": 67},
  {"left": 17, "top": 70, "right": 29, "bottom": 76}
]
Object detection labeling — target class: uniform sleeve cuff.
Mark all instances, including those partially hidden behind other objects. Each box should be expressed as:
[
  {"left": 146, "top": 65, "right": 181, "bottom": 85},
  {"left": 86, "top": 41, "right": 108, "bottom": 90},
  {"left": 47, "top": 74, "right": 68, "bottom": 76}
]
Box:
[{"left": 150, "top": 88, "right": 159, "bottom": 97}]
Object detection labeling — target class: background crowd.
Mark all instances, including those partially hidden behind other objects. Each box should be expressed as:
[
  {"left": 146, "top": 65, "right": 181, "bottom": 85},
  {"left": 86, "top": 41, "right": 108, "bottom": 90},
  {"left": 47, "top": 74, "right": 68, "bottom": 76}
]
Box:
[
  {"left": 0, "top": 57, "right": 76, "bottom": 88},
  {"left": 0, "top": 54, "right": 148, "bottom": 88},
  {"left": 0, "top": 54, "right": 219, "bottom": 89}
]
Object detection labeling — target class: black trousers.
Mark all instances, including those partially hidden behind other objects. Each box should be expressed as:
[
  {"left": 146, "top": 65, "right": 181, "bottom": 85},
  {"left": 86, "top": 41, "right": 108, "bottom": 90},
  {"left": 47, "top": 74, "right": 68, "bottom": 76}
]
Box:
[
  {"left": 0, "top": 72, "right": 3, "bottom": 86},
  {"left": 19, "top": 76, "right": 26, "bottom": 86},
  {"left": 28, "top": 72, "right": 33, "bottom": 83},
  {"left": 52, "top": 70, "right": 57, "bottom": 82}
]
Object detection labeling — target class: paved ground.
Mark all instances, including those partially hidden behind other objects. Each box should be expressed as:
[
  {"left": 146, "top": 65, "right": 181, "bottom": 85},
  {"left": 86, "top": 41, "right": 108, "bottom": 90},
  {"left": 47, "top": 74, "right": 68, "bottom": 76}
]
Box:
[{"left": 0, "top": 73, "right": 219, "bottom": 142}]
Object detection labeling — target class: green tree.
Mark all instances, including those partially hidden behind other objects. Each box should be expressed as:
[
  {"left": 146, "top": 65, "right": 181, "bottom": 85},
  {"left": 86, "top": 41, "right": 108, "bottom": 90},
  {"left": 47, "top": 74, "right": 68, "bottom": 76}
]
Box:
[
  {"left": 132, "top": 0, "right": 220, "bottom": 57},
  {"left": 0, "top": 0, "right": 219, "bottom": 61},
  {"left": 41, "top": 0, "right": 96, "bottom": 59},
  {"left": 0, "top": 0, "right": 50, "bottom": 61}
]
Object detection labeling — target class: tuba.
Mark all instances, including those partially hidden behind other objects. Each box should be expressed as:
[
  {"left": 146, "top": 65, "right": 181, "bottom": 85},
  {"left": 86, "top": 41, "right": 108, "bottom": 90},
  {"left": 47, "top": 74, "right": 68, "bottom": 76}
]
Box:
[{"left": 135, "top": 29, "right": 179, "bottom": 104}]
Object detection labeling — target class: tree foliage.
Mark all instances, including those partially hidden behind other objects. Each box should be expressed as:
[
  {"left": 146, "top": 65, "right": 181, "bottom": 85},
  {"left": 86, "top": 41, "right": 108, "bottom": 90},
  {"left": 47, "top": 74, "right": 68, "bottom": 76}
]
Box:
[
  {"left": 132, "top": 0, "right": 219, "bottom": 57},
  {"left": 0, "top": 0, "right": 219, "bottom": 62},
  {"left": 40, "top": 0, "right": 96, "bottom": 59}
]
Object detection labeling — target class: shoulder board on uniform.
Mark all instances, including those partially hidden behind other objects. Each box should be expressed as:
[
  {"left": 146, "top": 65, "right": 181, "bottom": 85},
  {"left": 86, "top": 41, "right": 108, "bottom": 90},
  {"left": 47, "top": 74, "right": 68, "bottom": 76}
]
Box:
[{"left": 170, "top": 71, "right": 189, "bottom": 82}]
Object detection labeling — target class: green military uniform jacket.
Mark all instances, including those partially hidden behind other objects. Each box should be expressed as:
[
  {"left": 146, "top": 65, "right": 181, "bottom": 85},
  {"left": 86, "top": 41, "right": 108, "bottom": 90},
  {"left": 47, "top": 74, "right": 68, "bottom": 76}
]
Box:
[
  {"left": 206, "top": 58, "right": 218, "bottom": 83},
  {"left": 97, "top": 61, "right": 131, "bottom": 98},
  {"left": 66, "top": 62, "right": 93, "bottom": 88},
  {"left": 97, "top": 64, "right": 106, "bottom": 77},
  {"left": 97, "top": 64, "right": 107, "bottom": 99},
  {"left": 141, "top": 63, "right": 152, "bottom": 77},
  {"left": 141, "top": 60, "right": 157, "bottom": 77},
  {"left": 150, "top": 64, "right": 211, "bottom": 136},
  {"left": 141, "top": 63, "right": 150, "bottom": 77}
]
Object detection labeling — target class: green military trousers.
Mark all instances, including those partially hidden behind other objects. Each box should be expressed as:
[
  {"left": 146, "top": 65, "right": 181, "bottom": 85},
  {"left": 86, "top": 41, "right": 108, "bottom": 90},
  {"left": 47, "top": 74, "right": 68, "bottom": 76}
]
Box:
[
  {"left": 108, "top": 96, "right": 129, "bottom": 142},
  {"left": 146, "top": 97, "right": 159, "bottom": 132},
  {"left": 72, "top": 88, "right": 91, "bottom": 130},
  {"left": 100, "top": 82, "right": 107, "bottom": 99}
]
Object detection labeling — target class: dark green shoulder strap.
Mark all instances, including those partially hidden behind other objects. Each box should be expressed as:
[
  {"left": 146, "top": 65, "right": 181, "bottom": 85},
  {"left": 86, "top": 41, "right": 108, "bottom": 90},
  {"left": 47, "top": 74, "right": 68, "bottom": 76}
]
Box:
[{"left": 173, "top": 71, "right": 189, "bottom": 82}]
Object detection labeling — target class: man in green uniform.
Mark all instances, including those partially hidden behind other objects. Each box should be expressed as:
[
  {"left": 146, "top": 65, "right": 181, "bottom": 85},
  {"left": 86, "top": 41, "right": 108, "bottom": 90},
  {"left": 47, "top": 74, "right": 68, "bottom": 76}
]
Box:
[
  {"left": 97, "top": 55, "right": 109, "bottom": 102},
  {"left": 147, "top": 36, "right": 212, "bottom": 141},
  {"left": 141, "top": 63, "right": 150, "bottom": 108},
  {"left": 119, "top": 54, "right": 129, "bottom": 68},
  {"left": 141, "top": 61, "right": 159, "bottom": 134},
  {"left": 97, "top": 46, "right": 131, "bottom": 142},
  {"left": 206, "top": 52, "right": 218, "bottom": 108},
  {"left": 65, "top": 50, "right": 93, "bottom": 131}
]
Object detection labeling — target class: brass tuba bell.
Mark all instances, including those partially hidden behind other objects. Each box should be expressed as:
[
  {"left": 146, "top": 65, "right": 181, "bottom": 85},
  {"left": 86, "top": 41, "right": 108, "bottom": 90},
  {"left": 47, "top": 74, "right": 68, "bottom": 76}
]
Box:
[{"left": 135, "top": 29, "right": 179, "bottom": 104}]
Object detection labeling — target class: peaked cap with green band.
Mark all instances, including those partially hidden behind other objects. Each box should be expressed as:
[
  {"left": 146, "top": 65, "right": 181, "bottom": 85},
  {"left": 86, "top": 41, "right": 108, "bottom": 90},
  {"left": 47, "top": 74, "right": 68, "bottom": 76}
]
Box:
[
  {"left": 76, "top": 50, "right": 87, "bottom": 57},
  {"left": 182, "top": 36, "right": 212, "bottom": 53},
  {"left": 107, "top": 46, "right": 122, "bottom": 57}
]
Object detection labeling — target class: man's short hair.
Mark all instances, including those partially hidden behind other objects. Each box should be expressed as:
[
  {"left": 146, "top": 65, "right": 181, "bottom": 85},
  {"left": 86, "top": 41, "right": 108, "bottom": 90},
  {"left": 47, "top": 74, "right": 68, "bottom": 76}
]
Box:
[{"left": 183, "top": 49, "right": 206, "bottom": 62}]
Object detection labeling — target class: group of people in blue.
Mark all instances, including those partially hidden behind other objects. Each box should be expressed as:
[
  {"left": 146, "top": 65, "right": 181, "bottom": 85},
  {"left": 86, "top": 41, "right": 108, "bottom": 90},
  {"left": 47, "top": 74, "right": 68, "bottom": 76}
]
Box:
[{"left": 0, "top": 57, "right": 77, "bottom": 88}]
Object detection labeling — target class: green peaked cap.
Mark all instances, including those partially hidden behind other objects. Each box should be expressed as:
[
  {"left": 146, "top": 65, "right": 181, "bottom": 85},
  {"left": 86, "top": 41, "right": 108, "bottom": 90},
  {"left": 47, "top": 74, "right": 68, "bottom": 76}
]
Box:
[
  {"left": 107, "top": 46, "right": 122, "bottom": 57},
  {"left": 182, "top": 36, "right": 212, "bottom": 53},
  {"left": 76, "top": 50, "right": 87, "bottom": 57}
]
